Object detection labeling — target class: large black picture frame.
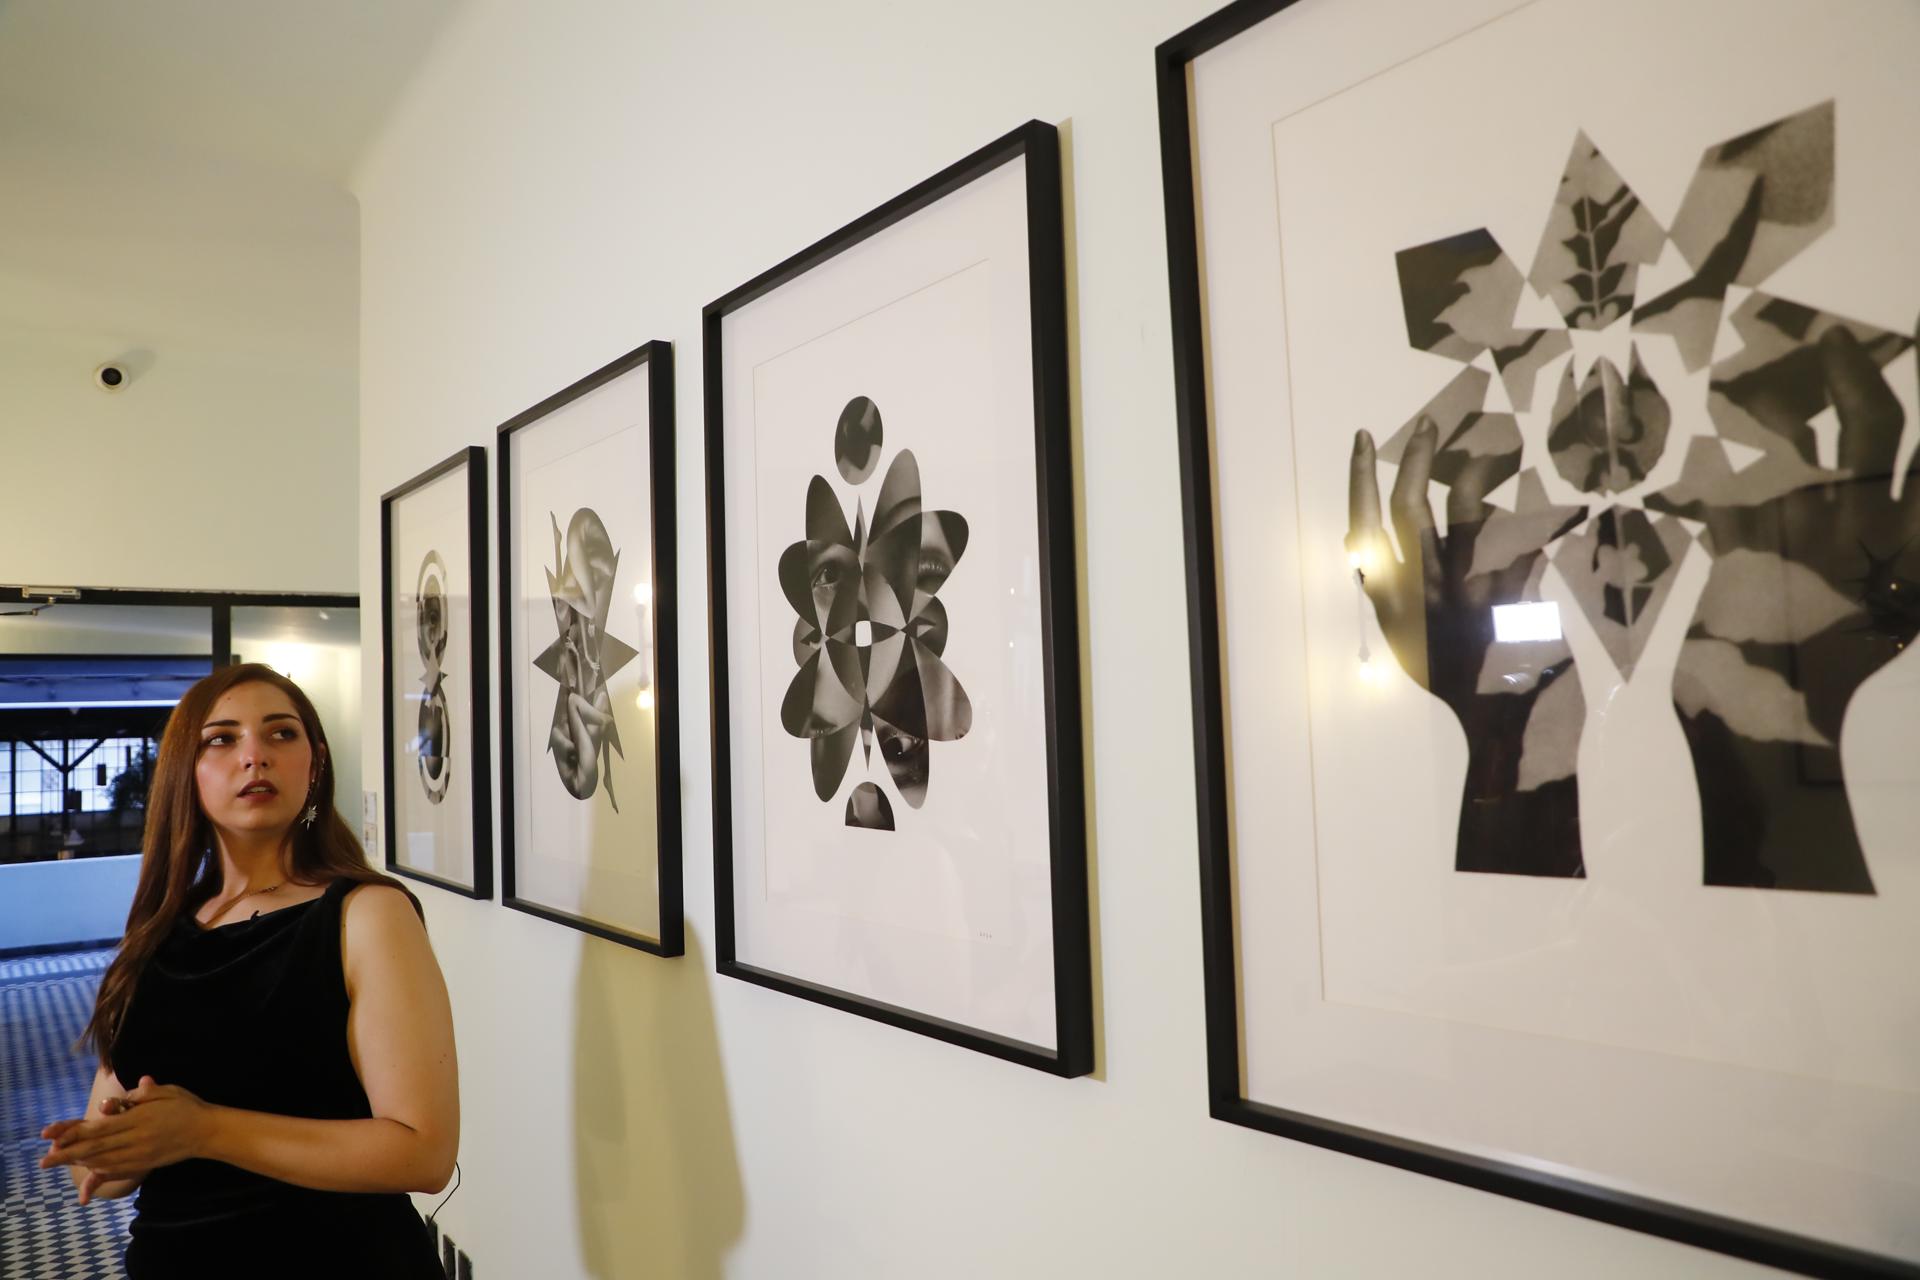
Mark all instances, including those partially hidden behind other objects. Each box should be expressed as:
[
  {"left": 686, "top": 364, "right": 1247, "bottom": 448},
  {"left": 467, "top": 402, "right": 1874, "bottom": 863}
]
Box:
[
  {"left": 1157, "top": 2, "right": 1917, "bottom": 1277},
  {"left": 704, "top": 120, "right": 1091, "bottom": 1076},
  {"left": 380, "top": 445, "right": 493, "bottom": 900},
  {"left": 497, "top": 341, "right": 682, "bottom": 956}
]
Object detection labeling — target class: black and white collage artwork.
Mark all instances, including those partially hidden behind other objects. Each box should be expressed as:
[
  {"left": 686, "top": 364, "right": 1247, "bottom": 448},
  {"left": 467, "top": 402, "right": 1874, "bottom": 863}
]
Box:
[
  {"left": 383, "top": 450, "right": 484, "bottom": 896},
  {"left": 1185, "top": 0, "right": 1917, "bottom": 1261},
  {"left": 777, "top": 393, "right": 975, "bottom": 834},
  {"left": 414, "top": 550, "right": 452, "bottom": 806},
  {"left": 741, "top": 258, "right": 1042, "bottom": 996},
  {"left": 715, "top": 146, "right": 1072, "bottom": 1055},
  {"left": 533, "top": 506, "right": 639, "bottom": 812},
  {"left": 1274, "top": 8, "right": 1919, "bottom": 1061},
  {"left": 504, "top": 360, "right": 665, "bottom": 946},
  {"left": 1360, "top": 96, "right": 1915, "bottom": 896}
]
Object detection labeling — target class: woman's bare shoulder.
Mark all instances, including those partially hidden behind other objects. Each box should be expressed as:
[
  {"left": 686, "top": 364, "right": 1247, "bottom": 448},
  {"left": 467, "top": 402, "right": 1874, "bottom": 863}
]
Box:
[
  {"left": 340, "top": 882, "right": 424, "bottom": 929},
  {"left": 339, "top": 883, "right": 433, "bottom": 992}
]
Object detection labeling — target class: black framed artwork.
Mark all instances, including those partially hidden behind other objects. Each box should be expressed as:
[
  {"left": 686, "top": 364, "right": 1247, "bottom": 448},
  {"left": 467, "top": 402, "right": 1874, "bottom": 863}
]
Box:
[
  {"left": 498, "top": 342, "right": 682, "bottom": 956},
  {"left": 381, "top": 446, "right": 492, "bottom": 899},
  {"left": 1159, "top": 0, "right": 1919, "bottom": 1275},
  {"left": 705, "top": 120, "right": 1091, "bottom": 1075}
]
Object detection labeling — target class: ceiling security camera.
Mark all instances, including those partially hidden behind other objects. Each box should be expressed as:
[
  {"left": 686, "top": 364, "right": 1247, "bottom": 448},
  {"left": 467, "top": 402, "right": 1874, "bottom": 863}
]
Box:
[{"left": 95, "top": 363, "right": 126, "bottom": 392}]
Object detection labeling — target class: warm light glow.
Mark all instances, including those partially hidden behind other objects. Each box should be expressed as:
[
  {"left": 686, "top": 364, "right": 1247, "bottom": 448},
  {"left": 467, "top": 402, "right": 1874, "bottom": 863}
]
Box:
[
  {"left": 259, "top": 642, "right": 311, "bottom": 683},
  {"left": 635, "top": 687, "right": 654, "bottom": 711},
  {"left": 1358, "top": 656, "right": 1387, "bottom": 687},
  {"left": 633, "top": 582, "right": 652, "bottom": 605}
]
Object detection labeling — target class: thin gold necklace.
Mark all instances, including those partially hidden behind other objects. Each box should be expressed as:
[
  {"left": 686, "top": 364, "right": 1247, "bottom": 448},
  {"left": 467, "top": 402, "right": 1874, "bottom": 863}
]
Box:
[{"left": 209, "top": 880, "right": 285, "bottom": 925}]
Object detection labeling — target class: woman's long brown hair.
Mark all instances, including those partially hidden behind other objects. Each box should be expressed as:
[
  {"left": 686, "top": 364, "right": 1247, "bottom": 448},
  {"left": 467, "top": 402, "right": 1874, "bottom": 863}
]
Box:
[{"left": 83, "top": 663, "right": 422, "bottom": 1065}]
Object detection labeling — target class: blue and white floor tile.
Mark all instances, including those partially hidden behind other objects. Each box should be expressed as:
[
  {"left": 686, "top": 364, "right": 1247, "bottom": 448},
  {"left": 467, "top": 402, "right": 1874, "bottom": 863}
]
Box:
[{"left": 1, "top": 948, "right": 133, "bottom": 1279}]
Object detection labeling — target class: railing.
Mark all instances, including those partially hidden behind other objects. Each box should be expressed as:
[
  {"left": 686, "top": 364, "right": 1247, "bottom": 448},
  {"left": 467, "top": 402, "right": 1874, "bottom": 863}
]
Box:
[{"left": 0, "top": 808, "right": 148, "bottom": 865}]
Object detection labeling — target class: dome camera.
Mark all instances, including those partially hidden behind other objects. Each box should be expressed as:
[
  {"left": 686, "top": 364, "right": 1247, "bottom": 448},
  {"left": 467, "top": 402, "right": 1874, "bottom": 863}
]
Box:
[{"left": 95, "top": 363, "right": 128, "bottom": 392}]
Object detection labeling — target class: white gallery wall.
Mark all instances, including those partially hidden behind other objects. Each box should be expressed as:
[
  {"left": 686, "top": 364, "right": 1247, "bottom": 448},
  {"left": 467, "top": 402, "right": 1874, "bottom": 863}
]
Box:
[
  {"left": 0, "top": 111, "right": 358, "bottom": 593},
  {"left": 354, "top": 1, "right": 1782, "bottom": 1275}
]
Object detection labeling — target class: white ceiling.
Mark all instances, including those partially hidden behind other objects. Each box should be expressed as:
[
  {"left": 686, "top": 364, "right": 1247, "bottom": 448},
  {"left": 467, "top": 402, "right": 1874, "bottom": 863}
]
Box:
[{"left": 0, "top": 0, "right": 465, "bottom": 185}]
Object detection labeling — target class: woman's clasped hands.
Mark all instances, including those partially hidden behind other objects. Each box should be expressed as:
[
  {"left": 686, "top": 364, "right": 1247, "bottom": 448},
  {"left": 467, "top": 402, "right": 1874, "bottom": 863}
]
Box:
[{"left": 40, "top": 1076, "right": 208, "bottom": 1203}]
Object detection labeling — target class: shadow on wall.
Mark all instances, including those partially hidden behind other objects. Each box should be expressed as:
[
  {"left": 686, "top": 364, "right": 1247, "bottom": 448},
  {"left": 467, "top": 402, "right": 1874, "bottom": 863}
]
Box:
[{"left": 572, "top": 926, "right": 744, "bottom": 1278}]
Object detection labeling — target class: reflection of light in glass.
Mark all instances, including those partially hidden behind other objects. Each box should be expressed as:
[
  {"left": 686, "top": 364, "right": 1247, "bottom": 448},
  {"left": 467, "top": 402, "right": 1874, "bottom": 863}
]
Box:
[
  {"left": 1358, "top": 657, "right": 1387, "bottom": 687},
  {"left": 635, "top": 687, "right": 654, "bottom": 711},
  {"left": 1492, "top": 602, "right": 1563, "bottom": 643},
  {"left": 632, "top": 582, "right": 654, "bottom": 690},
  {"left": 260, "top": 642, "right": 310, "bottom": 682}
]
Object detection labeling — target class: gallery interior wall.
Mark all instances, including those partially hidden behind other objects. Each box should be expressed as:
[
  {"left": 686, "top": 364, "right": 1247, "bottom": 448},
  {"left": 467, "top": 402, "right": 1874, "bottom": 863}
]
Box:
[
  {"left": 353, "top": 1, "right": 1780, "bottom": 1275},
  {"left": 0, "top": 112, "right": 358, "bottom": 593}
]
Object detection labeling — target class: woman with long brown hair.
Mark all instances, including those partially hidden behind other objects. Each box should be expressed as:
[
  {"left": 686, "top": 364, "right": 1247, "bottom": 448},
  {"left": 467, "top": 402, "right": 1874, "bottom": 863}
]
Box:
[{"left": 38, "top": 663, "right": 456, "bottom": 1278}]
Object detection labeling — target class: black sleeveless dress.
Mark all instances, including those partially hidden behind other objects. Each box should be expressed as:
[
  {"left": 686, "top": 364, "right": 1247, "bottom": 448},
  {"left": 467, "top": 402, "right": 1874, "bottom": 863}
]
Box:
[{"left": 110, "top": 878, "right": 444, "bottom": 1279}]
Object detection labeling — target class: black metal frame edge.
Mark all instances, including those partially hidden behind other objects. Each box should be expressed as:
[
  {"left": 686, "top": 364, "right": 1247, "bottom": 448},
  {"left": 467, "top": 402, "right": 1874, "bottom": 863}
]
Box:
[
  {"left": 211, "top": 606, "right": 232, "bottom": 668},
  {"left": 1022, "top": 125, "right": 1094, "bottom": 1078},
  {"left": 1157, "top": 0, "right": 1249, "bottom": 1147},
  {"left": 495, "top": 340, "right": 683, "bottom": 958},
  {"left": 647, "top": 342, "right": 685, "bottom": 958},
  {"left": 703, "top": 299, "right": 736, "bottom": 978},
  {"left": 378, "top": 446, "right": 493, "bottom": 901},
  {"left": 498, "top": 896, "right": 676, "bottom": 956},
  {"left": 724, "top": 961, "right": 1063, "bottom": 1072},
  {"left": 0, "top": 587, "right": 358, "bottom": 609},
  {"left": 1154, "top": 2, "right": 1917, "bottom": 1276},
  {"left": 1227, "top": 1095, "right": 1916, "bottom": 1279},
  {"left": 703, "top": 118, "right": 1091, "bottom": 1078}
]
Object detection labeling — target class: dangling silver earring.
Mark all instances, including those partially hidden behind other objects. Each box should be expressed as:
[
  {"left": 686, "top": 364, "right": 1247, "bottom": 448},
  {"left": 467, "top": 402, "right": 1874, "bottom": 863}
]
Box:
[{"left": 301, "top": 783, "right": 319, "bottom": 828}]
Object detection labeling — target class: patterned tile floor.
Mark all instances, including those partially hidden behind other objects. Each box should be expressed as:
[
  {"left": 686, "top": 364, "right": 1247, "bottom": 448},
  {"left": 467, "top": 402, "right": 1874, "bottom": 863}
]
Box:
[{"left": 1, "top": 948, "right": 134, "bottom": 1279}]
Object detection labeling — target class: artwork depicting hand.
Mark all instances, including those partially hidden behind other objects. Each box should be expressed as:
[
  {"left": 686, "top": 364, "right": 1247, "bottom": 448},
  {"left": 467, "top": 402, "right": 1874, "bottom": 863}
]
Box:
[
  {"left": 414, "top": 551, "right": 451, "bottom": 804},
  {"left": 1638, "top": 103, "right": 1917, "bottom": 893},
  {"left": 1348, "top": 395, "right": 1588, "bottom": 876},
  {"left": 778, "top": 396, "right": 973, "bottom": 832},
  {"left": 1355, "top": 100, "right": 1917, "bottom": 892},
  {"left": 533, "top": 509, "right": 637, "bottom": 811}
]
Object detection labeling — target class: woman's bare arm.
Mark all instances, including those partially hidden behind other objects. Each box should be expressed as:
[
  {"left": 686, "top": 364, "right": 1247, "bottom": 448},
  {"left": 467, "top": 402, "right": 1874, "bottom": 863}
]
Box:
[
  {"left": 43, "top": 1066, "right": 147, "bottom": 1203},
  {"left": 43, "top": 884, "right": 459, "bottom": 1195},
  {"left": 213, "top": 883, "right": 458, "bottom": 1191}
]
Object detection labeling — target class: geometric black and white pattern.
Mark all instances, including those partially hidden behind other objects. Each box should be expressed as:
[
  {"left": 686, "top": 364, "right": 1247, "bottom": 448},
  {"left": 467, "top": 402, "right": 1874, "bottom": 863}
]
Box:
[{"left": 0, "top": 948, "right": 134, "bottom": 1279}]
